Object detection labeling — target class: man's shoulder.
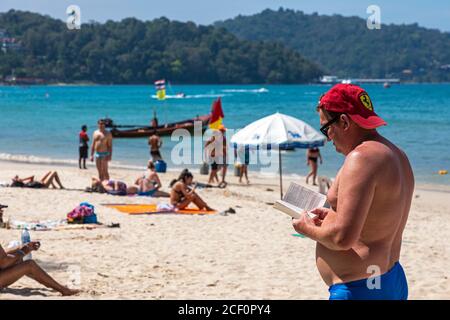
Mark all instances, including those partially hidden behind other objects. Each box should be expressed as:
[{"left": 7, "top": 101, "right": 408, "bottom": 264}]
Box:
[
  {"left": 344, "top": 144, "right": 389, "bottom": 173},
  {"left": 352, "top": 140, "right": 394, "bottom": 160}
]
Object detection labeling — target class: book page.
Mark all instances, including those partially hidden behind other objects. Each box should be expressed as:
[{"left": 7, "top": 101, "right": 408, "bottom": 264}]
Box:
[{"left": 283, "top": 182, "right": 327, "bottom": 211}]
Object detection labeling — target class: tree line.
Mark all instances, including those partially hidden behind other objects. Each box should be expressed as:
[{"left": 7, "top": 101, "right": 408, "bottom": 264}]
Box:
[
  {"left": 216, "top": 8, "right": 450, "bottom": 82},
  {"left": 0, "top": 10, "right": 323, "bottom": 84}
]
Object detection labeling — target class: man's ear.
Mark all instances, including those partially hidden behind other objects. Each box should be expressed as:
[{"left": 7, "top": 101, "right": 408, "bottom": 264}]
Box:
[{"left": 341, "top": 114, "right": 351, "bottom": 130}]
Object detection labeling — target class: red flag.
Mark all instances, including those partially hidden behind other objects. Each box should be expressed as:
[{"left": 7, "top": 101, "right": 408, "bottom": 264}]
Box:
[{"left": 209, "top": 98, "right": 224, "bottom": 129}]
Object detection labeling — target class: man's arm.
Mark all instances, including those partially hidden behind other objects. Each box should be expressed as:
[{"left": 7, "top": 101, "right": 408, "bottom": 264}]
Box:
[
  {"left": 204, "top": 137, "right": 214, "bottom": 148},
  {"left": 107, "top": 132, "right": 113, "bottom": 160},
  {"left": 90, "top": 132, "right": 97, "bottom": 160},
  {"left": 293, "top": 151, "right": 378, "bottom": 250}
]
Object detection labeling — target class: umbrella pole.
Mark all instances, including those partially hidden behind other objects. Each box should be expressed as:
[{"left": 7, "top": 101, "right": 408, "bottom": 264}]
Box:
[{"left": 279, "top": 148, "right": 283, "bottom": 199}]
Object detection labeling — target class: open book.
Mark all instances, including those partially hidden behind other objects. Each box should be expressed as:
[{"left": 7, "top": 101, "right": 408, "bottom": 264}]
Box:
[{"left": 274, "top": 182, "right": 327, "bottom": 219}]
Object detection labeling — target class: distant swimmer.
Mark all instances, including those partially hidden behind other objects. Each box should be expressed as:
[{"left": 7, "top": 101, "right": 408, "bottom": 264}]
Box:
[
  {"left": 293, "top": 84, "right": 414, "bottom": 300},
  {"left": 90, "top": 119, "right": 113, "bottom": 181}
]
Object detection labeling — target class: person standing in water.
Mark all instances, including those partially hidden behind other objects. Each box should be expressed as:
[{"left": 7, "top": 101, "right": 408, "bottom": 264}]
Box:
[
  {"left": 78, "top": 125, "right": 89, "bottom": 169},
  {"left": 306, "top": 147, "right": 323, "bottom": 185},
  {"left": 148, "top": 131, "right": 163, "bottom": 162},
  {"left": 90, "top": 119, "right": 113, "bottom": 181}
]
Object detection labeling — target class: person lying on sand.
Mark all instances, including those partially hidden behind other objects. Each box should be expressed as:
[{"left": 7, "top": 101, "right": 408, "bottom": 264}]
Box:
[
  {"left": 11, "top": 171, "right": 64, "bottom": 189},
  {"left": 0, "top": 209, "right": 79, "bottom": 296},
  {"left": 169, "top": 169, "right": 214, "bottom": 211},
  {"left": 133, "top": 161, "right": 169, "bottom": 197},
  {"left": 91, "top": 177, "right": 135, "bottom": 196}
]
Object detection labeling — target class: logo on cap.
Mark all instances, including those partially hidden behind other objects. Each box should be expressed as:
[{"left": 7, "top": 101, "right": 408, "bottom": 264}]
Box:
[{"left": 359, "top": 92, "right": 373, "bottom": 111}]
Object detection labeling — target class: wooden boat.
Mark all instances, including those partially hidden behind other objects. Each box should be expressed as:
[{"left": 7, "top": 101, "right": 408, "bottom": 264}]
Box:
[{"left": 103, "top": 114, "right": 211, "bottom": 138}]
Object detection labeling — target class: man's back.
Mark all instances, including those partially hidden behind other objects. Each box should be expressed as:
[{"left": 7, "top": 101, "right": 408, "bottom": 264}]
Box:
[
  {"left": 317, "top": 136, "right": 414, "bottom": 285},
  {"left": 149, "top": 135, "right": 160, "bottom": 151}
]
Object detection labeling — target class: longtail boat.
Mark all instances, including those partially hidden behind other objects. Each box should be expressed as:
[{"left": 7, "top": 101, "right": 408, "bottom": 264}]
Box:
[
  {"left": 102, "top": 114, "right": 211, "bottom": 138},
  {"left": 103, "top": 96, "right": 224, "bottom": 138}
]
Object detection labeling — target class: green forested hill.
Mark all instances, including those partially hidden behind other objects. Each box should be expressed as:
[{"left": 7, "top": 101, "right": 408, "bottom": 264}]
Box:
[
  {"left": 216, "top": 8, "right": 450, "bottom": 82},
  {"left": 0, "top": 10, "right": 322, "bottom": 84}
]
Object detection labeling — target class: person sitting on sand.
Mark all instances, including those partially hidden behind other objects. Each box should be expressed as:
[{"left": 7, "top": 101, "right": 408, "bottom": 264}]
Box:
[
  {"left": 11, "top": 171, "right": 64, "bottom": 189},
  {"left": 0, "top": 208, "right": 79, "bottom": 296},
  {"left": 134, "top": 161, "right": 169, "bottom": 197},
  {"left": 91, "top": 177, "right": 135, "bottom": 196},
  {"left": 170, "top": 170, "right": 214, "bottom": 211}
]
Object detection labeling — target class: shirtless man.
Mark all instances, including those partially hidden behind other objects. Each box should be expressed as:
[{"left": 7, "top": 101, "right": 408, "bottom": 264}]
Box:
[
  {"left": 148, "top": 131, "right": 162, "bottom": 162},
  {"left": 90, "top": 119, "right": 113, "bottom": 181},
  {"left": 205, "top": 125, "right": 228, "bottom": 188},
  {"left": 293, "top": 84, "right": 414, "bottom": 300}
]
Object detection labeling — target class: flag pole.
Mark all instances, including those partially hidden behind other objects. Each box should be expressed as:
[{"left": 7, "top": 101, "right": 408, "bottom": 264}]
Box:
[{"left": 279, "top": 147, "right": 283, "bottom": 199}]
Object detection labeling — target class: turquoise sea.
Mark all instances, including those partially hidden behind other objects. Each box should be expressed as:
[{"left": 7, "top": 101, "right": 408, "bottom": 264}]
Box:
[{"left": 0, "top": 84, "right": 449, "bottom": 185}]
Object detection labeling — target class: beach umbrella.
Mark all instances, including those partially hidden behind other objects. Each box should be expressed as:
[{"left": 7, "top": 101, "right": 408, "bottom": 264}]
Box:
[{"left": 230, "top": 112, "right": 326, "bottom": 198}]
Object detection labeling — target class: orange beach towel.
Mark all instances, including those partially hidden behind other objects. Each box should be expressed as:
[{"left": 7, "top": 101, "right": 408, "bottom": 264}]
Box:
[{"left": 104, "top": 204, "right": 216, "bottom": 215}]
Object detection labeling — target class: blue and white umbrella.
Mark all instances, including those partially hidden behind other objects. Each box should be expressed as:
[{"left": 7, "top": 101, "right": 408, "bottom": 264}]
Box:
[{"left": 230, "top": 112, "right": 326, "bottom": 198}]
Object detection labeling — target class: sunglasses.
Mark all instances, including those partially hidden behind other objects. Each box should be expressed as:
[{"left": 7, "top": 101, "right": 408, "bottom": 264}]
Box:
[{"left": 320, "top": 115, "right": 341, "bottom": 138}]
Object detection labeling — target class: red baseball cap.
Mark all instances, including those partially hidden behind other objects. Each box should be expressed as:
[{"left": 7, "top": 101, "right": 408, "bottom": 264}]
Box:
[{"left": 319, "top": 84, "right": 387, "bottom": 129}]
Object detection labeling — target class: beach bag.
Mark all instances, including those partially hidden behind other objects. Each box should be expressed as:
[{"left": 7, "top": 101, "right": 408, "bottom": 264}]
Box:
[
  {"left": 234, "top": 163, "right": 242, "bottom": 176},
  {"left": 155, "top": 160, "right": 167, "bottom": 173},
  {"left": 67, "top": 202, "right": 97, "bottom": 224},
  {"left": 79, "top": 202, "right": 97, "bottom": 223},
  {"left": 200, "top": 162, "right": 209, "bottom": 175}
]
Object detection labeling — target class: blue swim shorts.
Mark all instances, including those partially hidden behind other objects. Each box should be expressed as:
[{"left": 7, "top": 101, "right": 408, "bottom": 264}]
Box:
[
  {"left": 328, "top": 262, "right": 408, "bottom": 300},
  {"left": 138, "top": 189, "right": 157, "bottom": 197},
  {"left": 95, "top": 151, "right": 110, "bottom": 159}
]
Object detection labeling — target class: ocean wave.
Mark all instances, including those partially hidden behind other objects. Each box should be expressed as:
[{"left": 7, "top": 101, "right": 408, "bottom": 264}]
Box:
[
  {"left": 0, "top": 153, "right": 145, "bottom": 171},
  {"left": 222, "top": 88, "right": 269, "bottom": 93},
  {"left": 304, "top": 91, "right": 319, "bottom": 95},
  {"left": 0, "top": 152, "right": 200, "bottom": 175},
  {"left": 151, "top": 94, "right": 226, "bottom": 99}
]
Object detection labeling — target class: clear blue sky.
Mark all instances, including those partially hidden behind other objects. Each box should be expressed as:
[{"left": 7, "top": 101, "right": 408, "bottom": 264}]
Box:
[{"left": 1, "top": 0, "right": 450, "bottom": 32}]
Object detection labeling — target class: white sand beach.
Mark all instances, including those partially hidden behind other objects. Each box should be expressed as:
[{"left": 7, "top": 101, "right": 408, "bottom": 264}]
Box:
[{"left": 0, "top": 160, "right": 449, "bottom": 300}]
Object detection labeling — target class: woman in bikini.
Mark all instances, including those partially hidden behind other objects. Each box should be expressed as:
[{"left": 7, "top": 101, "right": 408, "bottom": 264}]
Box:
[
  {"left": 91, "top": 177, "right": 134, "bottom": 196},
  {"left": 170, "top": 170, "right": 214, "bottom": 210},
  {"left": 305, "top": 147, "right": 323, "bottom": 186},
  {"left": 0, "top": 207, "right": 79, "bottom": 296},
  {"left": 11, "top": 171, "right": 64, "bottom": 189},
  {"left": 134, "top": 161, "right": 169, "bottom": 197}
]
